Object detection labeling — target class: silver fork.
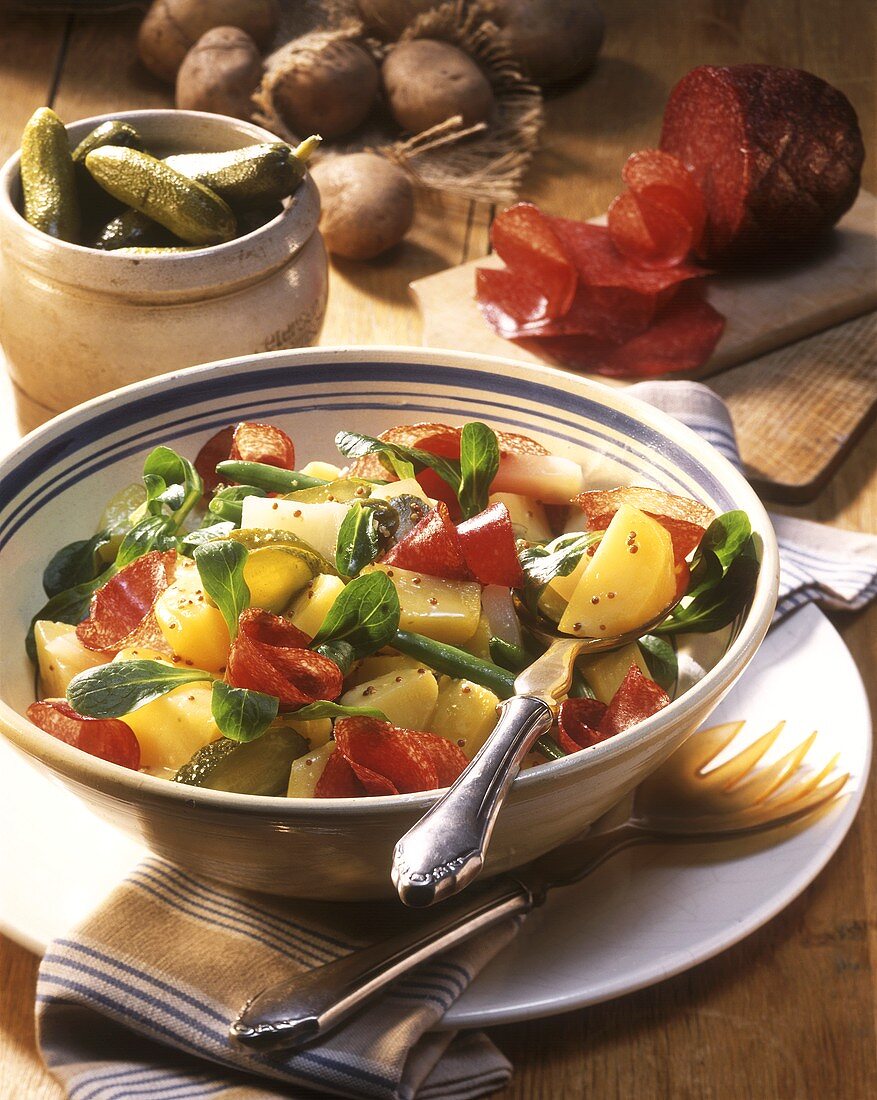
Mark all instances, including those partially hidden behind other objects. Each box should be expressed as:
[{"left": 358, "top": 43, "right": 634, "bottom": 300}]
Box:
[{"left": 230, "top": 720, "right": 849, "bottom": 1053}]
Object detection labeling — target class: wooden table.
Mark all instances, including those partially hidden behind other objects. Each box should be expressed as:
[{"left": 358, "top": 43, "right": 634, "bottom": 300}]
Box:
[{"left": 1, "top": 3, "right": 875, "bottom": 1097}]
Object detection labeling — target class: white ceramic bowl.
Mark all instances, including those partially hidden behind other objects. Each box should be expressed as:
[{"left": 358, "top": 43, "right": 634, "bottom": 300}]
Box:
[
  {"left": 0, "top": 348, "right": 779, "bottom": 899},
  {"left": 0, "top": 109, "right": 327, "bottom": 433}
]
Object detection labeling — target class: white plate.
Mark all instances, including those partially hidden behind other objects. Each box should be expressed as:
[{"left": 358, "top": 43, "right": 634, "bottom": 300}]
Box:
[{"left": 0, "top": 604, "right": 869, "bottom": 1029}]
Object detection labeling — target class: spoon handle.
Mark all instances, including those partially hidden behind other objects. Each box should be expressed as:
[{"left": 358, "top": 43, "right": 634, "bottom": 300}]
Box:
[{"left": 392, "top": 695, "right": 554, "bottom": 907}]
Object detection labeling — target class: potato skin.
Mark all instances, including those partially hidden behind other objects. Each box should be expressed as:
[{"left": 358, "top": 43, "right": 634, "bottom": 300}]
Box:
[
  {"left": 311, "top": 153, "right": 414, "bottom": 260},
  {"left": 382, "top": 39, "right": 494, "bottom": 132},
  {"left": 484, "top": 0, "right": 604, "bottom": 85},
  {"left": 138, "top": 0, "right": 280, "bottom": 83},
  {"left": 176, "top": 27, "right": 262, "bottom": 119},
  {"left": 271, "top": 40, "right": 378, "bottom": 141}
]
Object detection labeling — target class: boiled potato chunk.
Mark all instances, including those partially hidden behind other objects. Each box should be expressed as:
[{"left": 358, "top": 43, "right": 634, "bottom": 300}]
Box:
[
  {"left": 340, "top": 667, "right": 438, "bottom": 730},
  {"left": 427, "top": 678, "right": 499, "bottom": 759},
  {"left": 287, "top": 741, "right": 335, "bottom": 798},
  {"left": 243, "top": 546, "right": 314, "bottom": 614},
  {"left": 121, "top": 680, "right": 220, "bottom": 770},
  {"left": 369, "top": 477, "right": 431, "bottom": 504},
  {"left": 286, "top": 716, "right": 333, "bottom": 748},
  {"left": 558, "top": 505, "right": 676, "bottom": 638},
  {"left": 345, "top": 653, "right": 426, "bottom": 688},
  {"left": 579, "top": 643, "right": 651, "bottom": 704},
  {"left": 240, "top": 496, "right": 349, "bottom": 561},
  {"left": 300, "top": 460, "right": 342, "bottom": 481},
  {"left": 154, "top": 557, "right": 230, "bottom": 672},
  {"left": 462, "top": 612, "right": 492, "bottom": 661},
  {"left": 34, "top": 621, "right": 107, "bottom": 698},
  {"left": 538, "top": 542, "right": 592, "bottom": 621},
  {"left": 286, "top": 573, "right": 346, "bottom": 638},
  {"left": 489, "top": 492, "right": 553, "bottom": 543},
  {"left": 366, "top": 563, "right": 480, "bottom": 645}
]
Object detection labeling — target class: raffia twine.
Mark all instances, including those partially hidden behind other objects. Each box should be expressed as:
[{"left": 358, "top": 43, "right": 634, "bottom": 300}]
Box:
[{"left": 254, "top": 0, "right": 543, "bottom": 203}]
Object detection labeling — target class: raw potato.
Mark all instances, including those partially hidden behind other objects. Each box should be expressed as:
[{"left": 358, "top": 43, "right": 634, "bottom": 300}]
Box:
[
  {"left": 138, "top": 0, "right": 280, "bottom": 83},
  {"left": 340, "top": 668, "right": 438, "bottom": 730},
  {"left": 34, "top": 621, "right": 106, "bottom": 698},
  {"left": 382, "top": 39, "right": 494, "bottom": 132},
  {"left": 484, "top": 0, "right": 604, "bottom": 86},
  {"left": 176, "top": 27, "right": 262, "bottom": 120},
  {"left": 559, "top": 505, "right": 676, "bottom": 638},
  {"left": 311, "top": 153, "right": 414, "bottom": 261},
  {"left": 270, "top": 40, "right": 379, "bottom": 141},
  {"left": 355, "top": 0, "right": 435, "bottom": 38}
]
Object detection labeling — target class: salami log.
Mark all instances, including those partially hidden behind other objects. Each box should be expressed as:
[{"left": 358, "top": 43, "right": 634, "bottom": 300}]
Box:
[{"left": 660, "top": 65, "right": 864, "bottom": 262}]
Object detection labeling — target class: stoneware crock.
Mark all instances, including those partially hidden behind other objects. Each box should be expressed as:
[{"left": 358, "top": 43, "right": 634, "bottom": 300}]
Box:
[
  {"left": 0, "top": 109, "right": 327, "bottom": 433},
  {"left": 0, "top": 347, "right": 779, "bottom": 899}
]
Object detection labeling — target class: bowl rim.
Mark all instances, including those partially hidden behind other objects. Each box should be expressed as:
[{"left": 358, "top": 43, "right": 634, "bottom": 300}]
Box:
[
  {"left": 0, "top": 345, "right": 780, "bottom": 818},
  {"left": 0, "top": 108, "right": 315, "bottom": 265}
]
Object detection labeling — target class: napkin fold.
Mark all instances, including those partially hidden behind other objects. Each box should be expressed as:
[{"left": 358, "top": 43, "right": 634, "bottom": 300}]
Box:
[{"left": 36, "top": 381, "right": 877, "bottom": 1100}]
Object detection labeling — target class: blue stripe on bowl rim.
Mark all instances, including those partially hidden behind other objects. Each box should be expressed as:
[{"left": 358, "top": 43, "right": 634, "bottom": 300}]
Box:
[{"left": 0, "top": 360, "right": 738, "bottom": 552}]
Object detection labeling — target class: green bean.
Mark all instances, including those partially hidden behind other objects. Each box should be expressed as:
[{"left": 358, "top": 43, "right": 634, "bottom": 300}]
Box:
[{"left": 215, "top": 460, "right": 328, "bottom": 494}]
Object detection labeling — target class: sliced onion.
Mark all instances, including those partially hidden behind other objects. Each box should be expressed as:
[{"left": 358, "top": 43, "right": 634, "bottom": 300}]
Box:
[{"left": 481, "top": 584, "right": 523, "bottom": 648}]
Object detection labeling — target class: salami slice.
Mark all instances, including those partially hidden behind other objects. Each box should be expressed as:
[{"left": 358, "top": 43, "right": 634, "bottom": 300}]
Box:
[
  {"left": 608, "top": 190, "right": 696, "bottom": 269},
  {"left": 27, "top": 700, "right": 140, "bottom": 770},
  {"left": 382, "top": 501, "right": 473, "bottom": 581},
  {"left": 621, "top": 149, "right": 707, "bottom": 246},
  {"left": 330, "top": 717, "right": 468, "bottom": 795},
  {"left": 490, "top": 203, "right": 578, "bottom": 319},
  {"left": 601, "top": 665, "right": 670, "bottom": 736},
  {"left": 456, "top": 503, "right": 525, "bottom": 588},
  {"left": 194, "top": 426, "right": 235, "bottom": 495},
  {"left": 556, "top": 697, "right": 609, "bottom": 753},
  {"left": 660, "top": 65, "right": 864, "bottom": 262},
  {"left": 230, "top": 421, "right": 296, "bottom": 470},
  {"left": 77, "top": 550, "right": 177, "bottom": 654},
  {"left": 476, "top": 267, "right": 550, "bottom": 333},
  {"left": 226, "top": 608, "right": 343, "bottom": 709}
]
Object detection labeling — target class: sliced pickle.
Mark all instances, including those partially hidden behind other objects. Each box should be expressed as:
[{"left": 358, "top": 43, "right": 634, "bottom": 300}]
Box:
[
  {"left": 284, "top": 477, "right": 374, "bottom": 504},
  {"left": 173, "top": 726, "right": 309, "bottom": 796}
]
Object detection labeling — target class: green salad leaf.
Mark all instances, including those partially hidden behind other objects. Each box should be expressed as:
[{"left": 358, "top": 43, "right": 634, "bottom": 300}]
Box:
[
  {"left": 313, "top": 639, "right": 356, "bottom": 676},
  {"left": 289, "top": 699, "right": 390, "bottom": 723},
  {"left": 193, "top": 540, "right": 250, "bottom": 640},
  {"left": 211, "top": 681, "right": 278, "bottom": 743},
  {"left": 335, "top": 500, "right": 397, "bottom": 578},
  {"left": 207, "top": 484, "right": 267, "bottom": 526},
  {"left": 180, "top": 521, "right": 236, "bottom": 553},
  {"left": 518, "top": 531, "right": 602, "bottom": 590},
  {"left": 638, "top": 634, "right": 678, "bottom": 694},
  {"left": 313, "top": 571, "right": 400, "bottom": 658},
  {"left": 142, "top": 446, "right": 202, "bottom": 526},
  {"left": 67, "top": 659, "right": 211, "bottom": 718},
  {"left": 335, "top": 430, "right": 462, "bottom": 497},
  {"left": 458, "top": 422, "right": 500, "bottom": 520},
  {"left": 42, "top": 530, "right": 113, "bottom": 599},
  {"left": 115, "top": 514, "right": 178, "bottom": 568}
]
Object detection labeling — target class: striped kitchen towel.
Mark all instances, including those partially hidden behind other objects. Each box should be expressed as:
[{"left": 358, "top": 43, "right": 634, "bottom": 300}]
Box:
[
  {"left": 35, "top": 380, "right": 876, "bottom": 1100},
  {"left": 631, "top": 380, "right": 877, "bottom": 623},
  {"left": 37, "top": 856, "right": 517, "bottom": 1100}
]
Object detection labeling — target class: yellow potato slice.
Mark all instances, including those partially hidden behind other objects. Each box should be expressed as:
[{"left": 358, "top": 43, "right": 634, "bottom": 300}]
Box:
[
  {"left": 287, "top": 741, "right": 335, "bottom": 797},
  {"left": 340, "top": 667, "right": 438, "bottom": 730},
  {"left": 154, "top": 557, "right": 230, "bottom": 672},
  {"left": 579, "top": 642, "right": 651, "bottom": 704},
  {"left": 34, "top": 621, "right": 107, "bottom": 698},
  {"left": 558, "top": 504, "right": 676, "bottom": 638},
  {"left": 427, "top": 677, "right": 499, "bottom": 759},
  {"left": 366, "top": 563, "right": 481, "bottom": 645},
  {"left": 286, "top": 573, "right": 346, "bottom": 638}
]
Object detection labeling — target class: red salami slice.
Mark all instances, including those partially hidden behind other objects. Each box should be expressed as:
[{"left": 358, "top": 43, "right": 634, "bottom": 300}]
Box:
[
  {"left": 456, "top": 503, "right": 525, "bottom": 588},
  {"left": 382, "top": 501, "right": 472, "bottom": 581},
  {"left": 27, "top": 700, "right": 140, "bottom": 770},
  {"left": 608, "top": 190, "right": 696, "bottom": 269},
  {"left": 556, "top": 697, "right": 608, "bottom": 754},
  {"left": 621, "top": 149, "right": 707, "bottom": 246},
  {"left": 476, "top": 267, "right": 550, "bottom": 333},
  {"left": 230, "top": 421, "right": 296, "bottom": 470},
  {"left": 550, "top": 219, "right": 709, "bottom": 294},
  {"left": 333, "top": 717, "right": 468, "bottom": 794},
  {"left": 77, "top": 550, "right": 177, "bottom": 654},
  {"left": 194, "top": 426, "right": 235, "bottom": 495},
  {"left": 314, "top": 750, "right": 368, "bottom": 798},
  {"left": 601, "top": 665, "right": 670, "bottom": 735},
  {"left": 490, "top": 203, "right": 577, "bottom": 319},
  {"left": 226, "top": 608, "right": 343, "bottom": 709},
  {"left": 574, "top": 486, "right": 713, "bottom": 559},
  {"left": 660, "top": 65, "right": 864, "bottom": 262}
]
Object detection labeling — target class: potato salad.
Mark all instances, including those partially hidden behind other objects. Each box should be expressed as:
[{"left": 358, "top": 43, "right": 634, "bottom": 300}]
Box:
[{"left": 25, "top": 419, "right": 758, "bottom": 798}]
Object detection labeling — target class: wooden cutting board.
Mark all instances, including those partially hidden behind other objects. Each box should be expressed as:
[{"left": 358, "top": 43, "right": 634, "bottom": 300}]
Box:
[{"left": 411, "top": 192, "right": 877, "bottom": 503}]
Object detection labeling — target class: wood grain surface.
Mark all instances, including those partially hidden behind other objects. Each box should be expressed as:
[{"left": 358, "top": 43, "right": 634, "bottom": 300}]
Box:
[{"left": 0, "top": 2, "right": 875, "bottom": 1098}]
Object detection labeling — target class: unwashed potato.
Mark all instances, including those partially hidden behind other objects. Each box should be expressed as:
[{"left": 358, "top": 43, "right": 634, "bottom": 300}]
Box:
[
  {"left": 176, "top": 27, "right": 262, "bottom": 119},
  {"left": 270, "top": 40, "right": 379, "bottom": 140},
  {"left": 483, "top": 0, "right": 604, "bottom": 85},
  {"left": 138, "top": 0, "right": 280, "bottom": 83},
  {"left": 382, "top": 39, "right": 494, "bottom": 132},
  {"left": 310, "top": 153, "right": 414, "bottom": 260},
  {"left": 355, "top": 0, "right": 435, "bottom": 39}
]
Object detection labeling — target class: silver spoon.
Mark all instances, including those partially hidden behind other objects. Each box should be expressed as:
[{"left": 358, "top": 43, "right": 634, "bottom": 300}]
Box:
[{"left": 391, "top": 596, "right": 681, "bottom": 907}]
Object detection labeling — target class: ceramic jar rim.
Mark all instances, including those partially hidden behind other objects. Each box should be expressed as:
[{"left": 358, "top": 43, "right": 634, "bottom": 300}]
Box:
[{"left": 0, "top": 109, "right": 321, "bottom": 302}]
